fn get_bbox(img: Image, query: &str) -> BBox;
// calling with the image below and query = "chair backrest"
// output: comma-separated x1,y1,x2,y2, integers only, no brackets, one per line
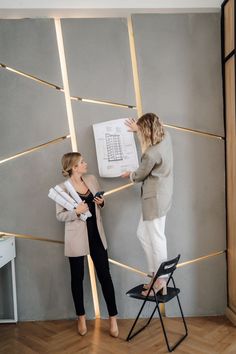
152,254,181,285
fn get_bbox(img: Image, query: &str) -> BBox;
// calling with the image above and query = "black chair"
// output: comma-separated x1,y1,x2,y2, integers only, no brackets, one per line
126,254,188,352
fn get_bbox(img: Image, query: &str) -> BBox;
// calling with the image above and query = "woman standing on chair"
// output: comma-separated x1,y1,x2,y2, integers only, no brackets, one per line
56,152,118,337
122,113,173,296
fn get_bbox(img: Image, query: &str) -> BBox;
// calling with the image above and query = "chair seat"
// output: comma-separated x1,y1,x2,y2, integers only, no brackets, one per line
126,284,180,303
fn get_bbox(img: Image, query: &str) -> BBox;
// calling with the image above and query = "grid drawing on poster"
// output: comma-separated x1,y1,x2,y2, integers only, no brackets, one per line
93,118,139,177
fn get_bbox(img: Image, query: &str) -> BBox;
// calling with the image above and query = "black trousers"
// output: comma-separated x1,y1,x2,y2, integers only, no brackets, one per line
69,239,118,317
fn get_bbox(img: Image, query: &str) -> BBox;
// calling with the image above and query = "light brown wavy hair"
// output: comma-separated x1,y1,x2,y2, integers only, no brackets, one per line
61,152,82,177
137,113,165,151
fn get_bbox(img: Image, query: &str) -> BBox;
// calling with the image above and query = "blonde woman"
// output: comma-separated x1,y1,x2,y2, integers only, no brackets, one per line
56,152,118,337
122,113,173,296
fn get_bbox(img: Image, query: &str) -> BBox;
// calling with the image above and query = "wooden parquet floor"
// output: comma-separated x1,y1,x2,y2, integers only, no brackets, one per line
0,316,236,354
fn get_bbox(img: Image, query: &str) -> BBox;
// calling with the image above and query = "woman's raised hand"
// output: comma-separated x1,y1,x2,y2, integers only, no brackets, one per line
125,118,138,132
75,201,89,215
121,171,131,178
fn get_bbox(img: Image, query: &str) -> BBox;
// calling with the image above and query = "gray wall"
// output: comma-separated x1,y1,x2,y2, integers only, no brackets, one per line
0,19,62,86
132,13,226,316
0,13,226,321
61,18,135,105
0,19,85,321
132,13,224,136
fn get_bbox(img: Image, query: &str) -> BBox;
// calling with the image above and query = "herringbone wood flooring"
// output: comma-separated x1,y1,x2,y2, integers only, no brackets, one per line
0,317,236,354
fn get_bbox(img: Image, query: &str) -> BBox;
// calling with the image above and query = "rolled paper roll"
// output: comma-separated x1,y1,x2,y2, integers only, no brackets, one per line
64,180,82,204
64,180,92,218
48,188,75,211
54,185,78,208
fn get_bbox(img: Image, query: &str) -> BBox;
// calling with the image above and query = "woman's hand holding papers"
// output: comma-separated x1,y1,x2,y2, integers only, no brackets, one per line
75,201,89,216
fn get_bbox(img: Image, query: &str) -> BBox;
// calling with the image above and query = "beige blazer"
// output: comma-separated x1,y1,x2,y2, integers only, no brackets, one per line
56,174,107,257
131,131,173,220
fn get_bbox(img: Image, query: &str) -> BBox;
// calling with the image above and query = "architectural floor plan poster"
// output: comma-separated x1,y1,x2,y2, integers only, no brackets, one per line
93,118,139,177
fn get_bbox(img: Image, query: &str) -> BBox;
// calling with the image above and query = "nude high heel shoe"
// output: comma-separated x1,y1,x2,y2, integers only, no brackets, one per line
141,278,167,297
77,315,87,336
143,272,155,290
109,316,119,338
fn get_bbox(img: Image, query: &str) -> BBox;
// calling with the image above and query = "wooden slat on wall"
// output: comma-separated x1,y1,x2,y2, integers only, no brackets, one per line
225,57,236,314
224,0,234,56
224,0,236,325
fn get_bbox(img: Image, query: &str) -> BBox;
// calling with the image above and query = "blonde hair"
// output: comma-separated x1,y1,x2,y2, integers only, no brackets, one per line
61,152,82,177
137,113,165,151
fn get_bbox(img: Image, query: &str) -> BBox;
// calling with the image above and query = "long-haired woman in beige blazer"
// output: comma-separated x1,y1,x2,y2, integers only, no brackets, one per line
56,152,118,337
122,113,173,296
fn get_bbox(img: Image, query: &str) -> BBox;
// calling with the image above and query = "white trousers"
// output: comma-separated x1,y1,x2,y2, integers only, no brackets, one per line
137,214,167,274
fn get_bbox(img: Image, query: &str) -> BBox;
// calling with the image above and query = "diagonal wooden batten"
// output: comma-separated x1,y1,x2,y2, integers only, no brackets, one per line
103,182,134,196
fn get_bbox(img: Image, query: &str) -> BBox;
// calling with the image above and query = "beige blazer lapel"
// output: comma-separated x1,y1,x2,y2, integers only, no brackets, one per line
67,175,96,196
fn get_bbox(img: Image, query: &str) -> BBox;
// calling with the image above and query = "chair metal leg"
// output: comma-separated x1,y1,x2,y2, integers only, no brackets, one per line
156,303,172,352
176,293,188,337
155,294,188,352
126,302,158,341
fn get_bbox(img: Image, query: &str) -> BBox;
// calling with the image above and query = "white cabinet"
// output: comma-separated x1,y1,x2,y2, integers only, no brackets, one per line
0,236,18,323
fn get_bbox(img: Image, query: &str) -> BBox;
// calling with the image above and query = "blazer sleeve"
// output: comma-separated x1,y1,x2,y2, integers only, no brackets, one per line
131,152,161,183
56,202,79,222
55,182,80,222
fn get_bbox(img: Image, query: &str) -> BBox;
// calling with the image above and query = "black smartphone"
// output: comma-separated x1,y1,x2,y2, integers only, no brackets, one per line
94,191,105,198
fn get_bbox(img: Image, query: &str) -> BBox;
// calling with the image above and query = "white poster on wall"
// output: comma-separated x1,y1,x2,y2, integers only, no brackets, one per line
93,118,139,178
